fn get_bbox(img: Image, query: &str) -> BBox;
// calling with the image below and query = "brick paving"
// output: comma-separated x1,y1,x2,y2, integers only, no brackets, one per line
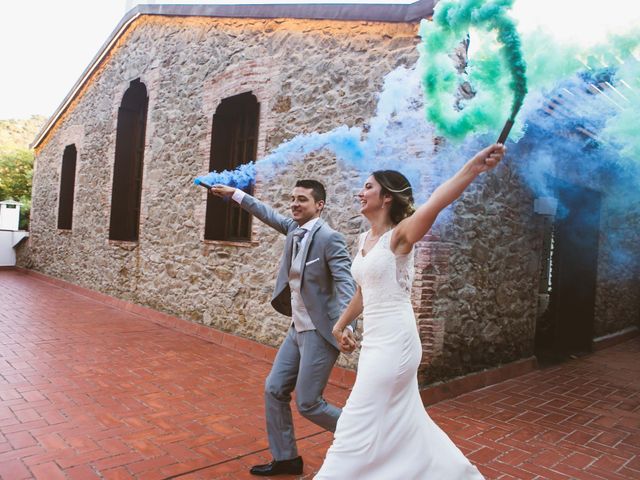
0,269,638,480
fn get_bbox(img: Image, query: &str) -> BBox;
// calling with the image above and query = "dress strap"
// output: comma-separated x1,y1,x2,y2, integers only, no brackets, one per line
357,231,368,252
380,228,395,249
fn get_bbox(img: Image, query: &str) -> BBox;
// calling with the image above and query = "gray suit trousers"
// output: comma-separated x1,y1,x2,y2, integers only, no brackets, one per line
265,326,341,460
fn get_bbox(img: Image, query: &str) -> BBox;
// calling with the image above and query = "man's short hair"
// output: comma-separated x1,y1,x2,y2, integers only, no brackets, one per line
295,179,326,203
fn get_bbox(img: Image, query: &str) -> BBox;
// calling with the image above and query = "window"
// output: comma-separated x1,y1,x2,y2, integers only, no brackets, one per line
205,92,259,241
109,78,148,242
57,144,77,230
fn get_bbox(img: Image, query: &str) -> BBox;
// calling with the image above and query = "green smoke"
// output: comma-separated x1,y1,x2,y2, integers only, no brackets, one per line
598,33,640,168
418,0,528,140
519,29,583,93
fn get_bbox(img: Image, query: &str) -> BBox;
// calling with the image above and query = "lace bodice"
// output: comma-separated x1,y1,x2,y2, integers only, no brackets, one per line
351,229,415,307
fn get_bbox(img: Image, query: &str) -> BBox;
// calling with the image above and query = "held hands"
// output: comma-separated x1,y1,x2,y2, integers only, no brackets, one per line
467,143,506,176
209,184,236,198
333,326,357,354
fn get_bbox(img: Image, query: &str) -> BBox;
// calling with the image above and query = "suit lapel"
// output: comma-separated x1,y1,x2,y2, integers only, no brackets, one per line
284,226,296,273
299,219,324,284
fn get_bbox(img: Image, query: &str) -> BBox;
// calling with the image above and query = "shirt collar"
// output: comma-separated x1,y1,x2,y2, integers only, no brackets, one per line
298,217,320,231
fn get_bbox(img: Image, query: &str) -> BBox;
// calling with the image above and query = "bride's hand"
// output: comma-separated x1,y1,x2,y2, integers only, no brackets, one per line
334,327,357,353
467,143,506,175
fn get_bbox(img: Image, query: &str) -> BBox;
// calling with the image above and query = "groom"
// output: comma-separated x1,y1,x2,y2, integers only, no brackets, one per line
210,180,356,476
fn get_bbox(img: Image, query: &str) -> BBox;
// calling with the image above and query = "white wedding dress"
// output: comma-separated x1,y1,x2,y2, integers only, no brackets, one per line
314,229,485,480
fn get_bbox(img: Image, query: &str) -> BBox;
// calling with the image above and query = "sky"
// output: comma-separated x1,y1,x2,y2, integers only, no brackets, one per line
0,0,638,120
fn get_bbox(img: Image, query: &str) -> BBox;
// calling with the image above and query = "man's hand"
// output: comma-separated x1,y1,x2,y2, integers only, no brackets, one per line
333,327,357,354
209,184,236,198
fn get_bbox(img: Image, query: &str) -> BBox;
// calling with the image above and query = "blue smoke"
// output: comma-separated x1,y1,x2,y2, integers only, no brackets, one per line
194,29,639,277
195,65,437,200
510,62,640,274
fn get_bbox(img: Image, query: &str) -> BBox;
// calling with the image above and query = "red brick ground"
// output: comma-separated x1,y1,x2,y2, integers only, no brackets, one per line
0,269,638,479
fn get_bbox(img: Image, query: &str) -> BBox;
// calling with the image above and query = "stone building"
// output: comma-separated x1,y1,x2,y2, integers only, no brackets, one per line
21,1,639,391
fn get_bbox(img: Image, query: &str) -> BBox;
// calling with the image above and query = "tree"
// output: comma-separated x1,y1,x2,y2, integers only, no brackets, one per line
0,148,34,229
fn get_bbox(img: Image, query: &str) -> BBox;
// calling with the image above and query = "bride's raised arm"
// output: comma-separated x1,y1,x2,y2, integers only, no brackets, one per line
391,144,506,255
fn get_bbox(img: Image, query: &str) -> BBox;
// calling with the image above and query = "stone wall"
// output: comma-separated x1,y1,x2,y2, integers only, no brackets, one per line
594,198,640,337
23,16,418,372
22,14,546,382
545,151,640,341
417,163,540,384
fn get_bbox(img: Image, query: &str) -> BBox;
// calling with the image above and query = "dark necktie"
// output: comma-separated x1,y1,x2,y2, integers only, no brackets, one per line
292,227,307,261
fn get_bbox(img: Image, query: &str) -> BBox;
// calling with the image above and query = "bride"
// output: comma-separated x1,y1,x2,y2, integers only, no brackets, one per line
314,143,506,479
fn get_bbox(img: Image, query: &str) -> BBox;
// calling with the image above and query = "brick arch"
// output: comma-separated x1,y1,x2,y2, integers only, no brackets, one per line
205,92,260,242
109,78,148,242
196,60,281,243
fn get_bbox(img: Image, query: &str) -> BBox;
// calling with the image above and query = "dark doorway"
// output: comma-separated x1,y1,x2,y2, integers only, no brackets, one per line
535,182,601,363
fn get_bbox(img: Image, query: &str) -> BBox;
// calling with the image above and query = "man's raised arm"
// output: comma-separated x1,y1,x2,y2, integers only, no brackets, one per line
210,185,293,235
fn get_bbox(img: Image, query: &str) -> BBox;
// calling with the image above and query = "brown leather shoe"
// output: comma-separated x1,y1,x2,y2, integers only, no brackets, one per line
250,456,303,476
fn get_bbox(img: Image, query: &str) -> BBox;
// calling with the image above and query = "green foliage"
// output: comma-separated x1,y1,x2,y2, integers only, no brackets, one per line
0,116,44,231
0,149,34,230
0,149,34,200
19,201,31,231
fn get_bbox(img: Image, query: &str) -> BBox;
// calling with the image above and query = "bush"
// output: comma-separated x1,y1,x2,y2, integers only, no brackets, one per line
0,148,34,230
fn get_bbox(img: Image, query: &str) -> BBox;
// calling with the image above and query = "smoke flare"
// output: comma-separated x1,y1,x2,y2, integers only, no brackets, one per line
418,0,527,140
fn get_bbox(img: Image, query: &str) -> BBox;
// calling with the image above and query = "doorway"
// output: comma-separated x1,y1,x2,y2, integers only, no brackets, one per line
535,182,602,363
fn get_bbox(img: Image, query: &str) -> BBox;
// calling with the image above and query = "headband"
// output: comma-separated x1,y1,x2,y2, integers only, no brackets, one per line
385,185,412,193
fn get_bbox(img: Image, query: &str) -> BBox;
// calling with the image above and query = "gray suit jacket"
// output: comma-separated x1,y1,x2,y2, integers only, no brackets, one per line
241,194,356,350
